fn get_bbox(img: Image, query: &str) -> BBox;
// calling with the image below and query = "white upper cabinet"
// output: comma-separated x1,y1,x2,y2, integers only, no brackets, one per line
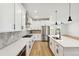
14,3,26,31
21,5,26,31
0,3,14,32
14,3,22,31
0,3,26,32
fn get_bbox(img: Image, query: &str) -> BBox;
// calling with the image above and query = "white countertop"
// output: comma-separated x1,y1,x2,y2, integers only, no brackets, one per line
0,35,33,56
0,38,27,56
48,35,79,47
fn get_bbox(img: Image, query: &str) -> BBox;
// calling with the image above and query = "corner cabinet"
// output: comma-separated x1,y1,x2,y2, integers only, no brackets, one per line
0,3,26,33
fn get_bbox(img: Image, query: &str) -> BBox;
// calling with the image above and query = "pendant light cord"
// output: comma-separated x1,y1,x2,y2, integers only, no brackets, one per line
69,3,71,16
55,10,57,22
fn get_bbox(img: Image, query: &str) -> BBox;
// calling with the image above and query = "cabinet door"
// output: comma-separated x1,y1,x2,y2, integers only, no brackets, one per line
15,3,21,31
26,43,29,56
49,38,55,55
0,3,14,32
21,7,26,31
49,38,52,50
51,39,55,54
54,42,63,56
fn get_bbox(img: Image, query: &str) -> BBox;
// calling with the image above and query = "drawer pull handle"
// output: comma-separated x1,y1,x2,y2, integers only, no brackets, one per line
56,49,59,54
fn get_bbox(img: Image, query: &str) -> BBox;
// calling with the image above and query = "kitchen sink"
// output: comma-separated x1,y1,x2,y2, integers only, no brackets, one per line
52,37,61,40
22,35,32,38
53,37,59,39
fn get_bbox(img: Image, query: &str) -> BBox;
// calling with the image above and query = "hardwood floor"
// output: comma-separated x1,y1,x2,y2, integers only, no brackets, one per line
30,41,54,56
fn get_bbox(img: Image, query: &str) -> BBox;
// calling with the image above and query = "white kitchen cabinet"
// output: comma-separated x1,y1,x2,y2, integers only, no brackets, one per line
0,3,26,32
49,38,55,54
49,37,65,56
15,3,22,31
21,6,26,31
49,37,52,50
33,34,41,41
26,36,35,56
49,35,79,56
51,38,55,54
15,3,26,31
0,3,14,32
49,37,64,56
54,42,63,56
27,40,32,56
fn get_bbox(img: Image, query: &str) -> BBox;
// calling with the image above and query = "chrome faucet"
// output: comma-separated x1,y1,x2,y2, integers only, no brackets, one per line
55,28,61,39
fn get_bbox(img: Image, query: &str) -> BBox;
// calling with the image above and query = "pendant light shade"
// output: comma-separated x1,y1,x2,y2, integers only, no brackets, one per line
68,16,72,21
68,3,72,21
55,10,58,25
55,22,58,25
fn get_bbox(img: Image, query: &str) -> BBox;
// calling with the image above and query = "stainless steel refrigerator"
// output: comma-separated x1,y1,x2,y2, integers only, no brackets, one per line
41,26,50,41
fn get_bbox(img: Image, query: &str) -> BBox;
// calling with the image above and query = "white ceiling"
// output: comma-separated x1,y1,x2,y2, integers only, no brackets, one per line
22,3,68,18
22,3,79,22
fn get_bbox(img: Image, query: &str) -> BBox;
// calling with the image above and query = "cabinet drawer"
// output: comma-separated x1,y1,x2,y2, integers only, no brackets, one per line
54,42,63,56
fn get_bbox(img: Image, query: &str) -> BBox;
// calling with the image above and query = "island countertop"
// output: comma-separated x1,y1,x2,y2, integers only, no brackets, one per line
48,35,79,47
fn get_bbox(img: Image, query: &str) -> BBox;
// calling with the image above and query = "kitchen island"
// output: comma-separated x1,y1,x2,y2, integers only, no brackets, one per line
48,35,79,56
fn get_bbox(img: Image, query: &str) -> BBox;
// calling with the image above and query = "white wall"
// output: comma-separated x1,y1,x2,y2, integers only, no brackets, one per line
23,3,79,37
22,3,68,21
29,19,50,30
67,3,79,37
61,24,68,35
68,20,79,37
49,3,79,36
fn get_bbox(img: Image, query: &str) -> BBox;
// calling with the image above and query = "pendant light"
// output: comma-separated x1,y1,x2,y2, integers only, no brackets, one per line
55,10,58,25
68,3,72,21
55,21,58,25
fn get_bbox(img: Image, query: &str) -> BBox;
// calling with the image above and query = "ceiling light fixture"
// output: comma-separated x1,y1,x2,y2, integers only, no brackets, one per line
55,10,58,25
68,3,72,21
55,21,58,25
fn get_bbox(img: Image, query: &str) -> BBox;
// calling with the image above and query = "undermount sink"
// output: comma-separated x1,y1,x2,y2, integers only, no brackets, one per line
52,37,61,40
52,37,59,39
22,35,32,38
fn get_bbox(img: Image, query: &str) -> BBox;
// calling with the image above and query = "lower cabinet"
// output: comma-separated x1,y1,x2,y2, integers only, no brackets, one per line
26,39,34,56
18,45,26,56
33,34,41,41
49,38,79,56
49,38,55,55
18,38,34,56
54,42,63,56
49,37,52,49
49,38,63,56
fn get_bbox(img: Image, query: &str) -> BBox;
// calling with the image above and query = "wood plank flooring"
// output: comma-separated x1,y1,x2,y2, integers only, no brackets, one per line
30,41,54,56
